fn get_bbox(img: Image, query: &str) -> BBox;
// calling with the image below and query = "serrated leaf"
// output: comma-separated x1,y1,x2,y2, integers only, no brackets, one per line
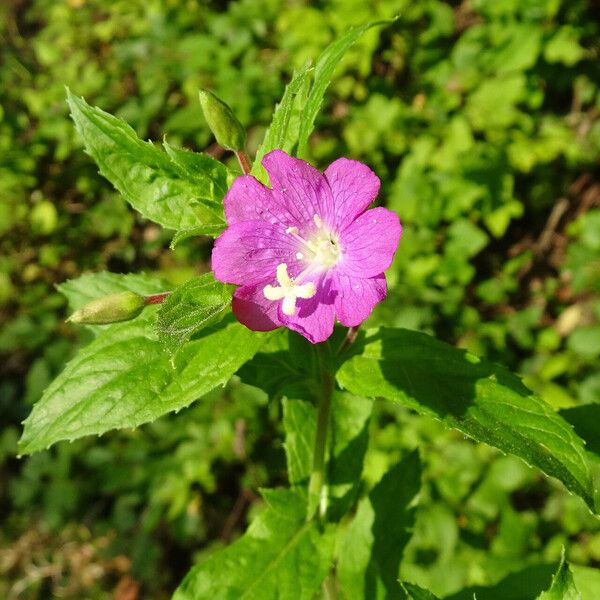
170,225,225,248
18,315,266,455
156,273,233,356
538,551,582,600
252,64,311,184
297,21,389,156
337,452,422,600
173,488,334,600
337,328,596,512
67,90,225,231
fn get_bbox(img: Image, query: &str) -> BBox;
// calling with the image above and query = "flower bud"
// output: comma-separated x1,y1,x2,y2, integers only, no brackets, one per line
67,291,145,325
199,89,246,151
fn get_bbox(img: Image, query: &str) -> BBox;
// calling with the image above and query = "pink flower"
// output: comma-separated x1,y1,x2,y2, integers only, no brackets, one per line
211,150,402,343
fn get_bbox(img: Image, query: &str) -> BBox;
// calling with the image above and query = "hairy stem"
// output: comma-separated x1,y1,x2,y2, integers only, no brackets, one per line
307,347,334,521
235,150,252,175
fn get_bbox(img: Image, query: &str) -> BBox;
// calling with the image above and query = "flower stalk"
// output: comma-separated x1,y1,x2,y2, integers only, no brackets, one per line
307,345,335,522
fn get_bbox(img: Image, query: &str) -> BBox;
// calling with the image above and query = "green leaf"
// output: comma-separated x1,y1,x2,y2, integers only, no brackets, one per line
162,139,230,199
401,582,441,600
571,565,600,600
169,225,226,248
156,274,233,356
18,315,266,455
58,271,169,334
173,488,334,600
328,392,372,519
337,451,422,599
445,564,555,600
283,397,315,486
537,552,582,600
336,328,596,512
560,404,600,458
67,90,226,231
297,21,389,156
252,65,311,183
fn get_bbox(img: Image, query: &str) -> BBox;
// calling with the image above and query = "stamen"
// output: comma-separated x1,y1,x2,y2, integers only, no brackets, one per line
313,214,323,228
286,226,298,235
296,252,304,260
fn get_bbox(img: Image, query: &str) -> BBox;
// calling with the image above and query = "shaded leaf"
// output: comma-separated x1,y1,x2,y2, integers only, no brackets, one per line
173,488,334,600
401,582,441,600
337,451,422,599
337,328,596,512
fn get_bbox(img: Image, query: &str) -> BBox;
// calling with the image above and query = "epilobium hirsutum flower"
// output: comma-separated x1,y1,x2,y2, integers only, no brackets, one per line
211,150,402,343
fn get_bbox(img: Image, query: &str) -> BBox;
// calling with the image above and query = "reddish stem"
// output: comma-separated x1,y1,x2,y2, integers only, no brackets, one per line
235,150,252,175
144,292,172,305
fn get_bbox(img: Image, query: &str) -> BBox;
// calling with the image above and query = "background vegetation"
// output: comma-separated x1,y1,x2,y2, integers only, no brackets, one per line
1,0,599,598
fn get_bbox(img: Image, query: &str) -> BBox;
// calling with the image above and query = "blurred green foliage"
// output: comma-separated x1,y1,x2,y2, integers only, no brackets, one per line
1,0,599,598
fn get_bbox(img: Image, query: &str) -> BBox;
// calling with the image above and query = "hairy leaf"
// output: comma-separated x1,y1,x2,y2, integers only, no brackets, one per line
156,274,233,356
19,315,265,454
337,452,422,600
337,328,596,512
67,91,225,231
173,489,334,600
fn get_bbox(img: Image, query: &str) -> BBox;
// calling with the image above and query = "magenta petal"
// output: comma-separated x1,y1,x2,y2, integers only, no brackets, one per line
224,175,300,227
338,207,402,279
262,150,335,227
333,273,386,327
325,158,381,229
279,276,336,344
232,284,282,332
212,220,297,286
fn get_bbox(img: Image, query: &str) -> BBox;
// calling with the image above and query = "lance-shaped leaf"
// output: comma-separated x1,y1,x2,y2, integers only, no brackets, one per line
67,90,226,231
19,311,265,454
156,273,233,356
173,489,334,600
337,328,596,512
252,65,311,183
297,21,389,156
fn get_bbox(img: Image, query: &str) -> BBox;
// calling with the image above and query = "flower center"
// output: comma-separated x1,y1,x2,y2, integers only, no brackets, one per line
285,214,342,270
262,215,341,316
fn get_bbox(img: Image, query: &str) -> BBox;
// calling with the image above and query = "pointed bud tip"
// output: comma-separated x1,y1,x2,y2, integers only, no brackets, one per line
198,89,246,151
67,291,145,325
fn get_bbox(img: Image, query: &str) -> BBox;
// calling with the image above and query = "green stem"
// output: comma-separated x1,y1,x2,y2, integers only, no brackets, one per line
307,348,334,521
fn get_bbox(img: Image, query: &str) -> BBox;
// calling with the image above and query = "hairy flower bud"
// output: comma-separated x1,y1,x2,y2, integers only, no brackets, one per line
67,291,145,325
199,89,246,151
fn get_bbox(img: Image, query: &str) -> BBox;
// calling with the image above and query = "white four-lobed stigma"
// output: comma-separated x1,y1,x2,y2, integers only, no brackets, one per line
263,263,316,316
